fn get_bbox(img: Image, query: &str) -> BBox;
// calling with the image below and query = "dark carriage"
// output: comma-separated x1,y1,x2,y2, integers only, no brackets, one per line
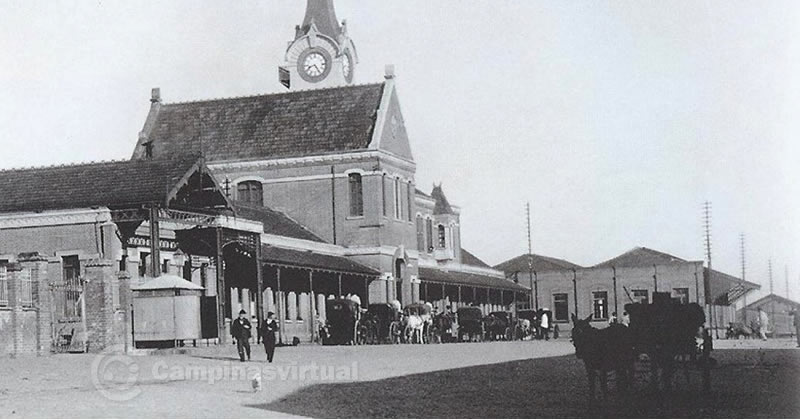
362,303,402,344
516,309,538,339
322,298,361,345
485,311,513,341
457,307,485,342
625,292,713,391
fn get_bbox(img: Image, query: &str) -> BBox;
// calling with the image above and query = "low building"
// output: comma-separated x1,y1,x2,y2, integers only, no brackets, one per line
738,294,799,337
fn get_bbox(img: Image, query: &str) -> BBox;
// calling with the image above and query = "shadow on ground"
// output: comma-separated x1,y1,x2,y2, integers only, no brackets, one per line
247,349,800,418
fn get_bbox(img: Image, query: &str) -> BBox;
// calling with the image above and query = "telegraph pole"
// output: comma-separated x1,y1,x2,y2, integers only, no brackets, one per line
703,201,717,338
526,202,537,310
740,233,747,323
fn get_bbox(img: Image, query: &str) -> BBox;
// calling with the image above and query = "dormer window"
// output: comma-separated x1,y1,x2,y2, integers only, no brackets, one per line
237,181,263,205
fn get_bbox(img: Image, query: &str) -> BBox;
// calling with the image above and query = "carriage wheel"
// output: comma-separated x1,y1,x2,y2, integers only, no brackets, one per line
504,327,513,341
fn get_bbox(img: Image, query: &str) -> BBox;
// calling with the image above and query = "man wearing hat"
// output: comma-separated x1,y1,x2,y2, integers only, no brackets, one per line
261,311,278,363
231,309,252,362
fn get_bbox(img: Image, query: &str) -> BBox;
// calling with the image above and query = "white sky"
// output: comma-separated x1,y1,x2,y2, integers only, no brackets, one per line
1,1,798,302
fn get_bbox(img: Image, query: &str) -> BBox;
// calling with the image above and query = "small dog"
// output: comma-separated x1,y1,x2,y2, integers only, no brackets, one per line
251,373,262,392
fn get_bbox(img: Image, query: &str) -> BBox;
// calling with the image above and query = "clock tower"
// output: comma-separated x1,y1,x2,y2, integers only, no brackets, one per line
279,0,358,90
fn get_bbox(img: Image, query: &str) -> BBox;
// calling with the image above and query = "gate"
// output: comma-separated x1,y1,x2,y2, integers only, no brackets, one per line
50,277,87,353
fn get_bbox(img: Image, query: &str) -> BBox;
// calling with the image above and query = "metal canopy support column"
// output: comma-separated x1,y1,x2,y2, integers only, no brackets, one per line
653,265,658,292
424,282,429,302
533,271,539,311
310,270,316,343
215,227,225,344
255,240,264,340
612,266,618,319
572,269,578,318
337,273,343,297
441,283,446,302
276,267,284,345
149,206,161,278
363,277,369,306
457,285,462,305
472,287,476,303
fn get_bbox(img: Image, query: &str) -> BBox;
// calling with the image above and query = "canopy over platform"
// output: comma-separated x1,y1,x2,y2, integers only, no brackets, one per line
418,267,529,292
261,245,379,277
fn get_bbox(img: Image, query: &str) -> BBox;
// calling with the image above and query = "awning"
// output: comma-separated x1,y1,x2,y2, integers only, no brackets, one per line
418,267,530,292
132,274,205,291
260,245,379,277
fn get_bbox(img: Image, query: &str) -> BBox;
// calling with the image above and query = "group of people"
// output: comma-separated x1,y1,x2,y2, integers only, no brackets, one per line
230,309,279,362
608,311,631,326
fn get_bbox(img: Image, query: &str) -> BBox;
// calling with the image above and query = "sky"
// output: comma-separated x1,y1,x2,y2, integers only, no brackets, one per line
1,1,798,303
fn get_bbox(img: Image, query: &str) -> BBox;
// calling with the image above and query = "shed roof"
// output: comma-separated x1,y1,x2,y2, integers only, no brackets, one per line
494,253,583,273
460,249,491,268
260,245,379,276
418,267,529,292
593,247,691,268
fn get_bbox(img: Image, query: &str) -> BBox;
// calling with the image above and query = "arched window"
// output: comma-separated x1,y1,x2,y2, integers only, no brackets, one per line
237,181,263,205
348,173,363,216
416,216,425,251
438,224,446,248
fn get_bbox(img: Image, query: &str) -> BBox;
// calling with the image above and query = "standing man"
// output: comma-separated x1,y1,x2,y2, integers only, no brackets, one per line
791,306,800,348
540,309,550,341
231,309,252,362
261,311,278,363
758,307,769,341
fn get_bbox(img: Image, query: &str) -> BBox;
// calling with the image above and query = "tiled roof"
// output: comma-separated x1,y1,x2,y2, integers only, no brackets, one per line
0,155,202,213
592,247,689,268
232,202,326,243
418,267,529,292
494,253,583,273
260,245,379,276
460,249,491,268
137,83,385,162
430,184,453,215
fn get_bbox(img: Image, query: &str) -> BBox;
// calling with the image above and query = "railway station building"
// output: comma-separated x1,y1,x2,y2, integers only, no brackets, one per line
495,247,760,336
0,0,526,355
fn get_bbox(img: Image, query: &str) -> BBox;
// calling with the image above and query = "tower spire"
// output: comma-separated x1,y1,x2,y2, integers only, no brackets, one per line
299,0,342,41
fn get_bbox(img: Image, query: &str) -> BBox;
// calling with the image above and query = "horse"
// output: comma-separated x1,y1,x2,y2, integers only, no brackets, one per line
403,314,425,344
571,314,636,401
433,312,455,343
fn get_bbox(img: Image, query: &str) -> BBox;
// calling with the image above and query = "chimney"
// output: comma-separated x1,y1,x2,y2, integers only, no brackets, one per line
384,64,395,80
151,87,161,104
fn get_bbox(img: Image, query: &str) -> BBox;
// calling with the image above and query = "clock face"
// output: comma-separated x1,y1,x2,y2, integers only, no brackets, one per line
342,52,353,83
297,48,332,83
303,52,327,77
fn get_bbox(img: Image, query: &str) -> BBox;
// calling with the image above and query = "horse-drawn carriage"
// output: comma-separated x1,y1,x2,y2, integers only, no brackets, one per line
403,303,434,344
361,303,403,344
457,307,484,342
485,311,513,341
515,309,537,340
321,298,361,345
570,291,713,400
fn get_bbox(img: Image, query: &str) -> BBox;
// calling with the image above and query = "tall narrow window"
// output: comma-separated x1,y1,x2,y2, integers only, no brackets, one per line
348,173,363,217
416,216,425,251
407,182,413,221
437,224,446,248
425,219,434,252
394,178,401,219
237,181,263,205
592,291,608,320
139,252,149,278
553,293,569,322
381,174,388,217
62,255,81,318
0,265,7,306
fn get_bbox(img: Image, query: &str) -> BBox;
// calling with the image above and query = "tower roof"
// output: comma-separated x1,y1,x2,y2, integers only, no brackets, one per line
431,184,454,215
298,0,342,40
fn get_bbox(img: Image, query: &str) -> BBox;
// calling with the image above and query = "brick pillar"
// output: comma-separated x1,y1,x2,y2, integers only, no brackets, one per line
6,263,23,357
83,259,115,353
117,271,132,353
19,254,51,356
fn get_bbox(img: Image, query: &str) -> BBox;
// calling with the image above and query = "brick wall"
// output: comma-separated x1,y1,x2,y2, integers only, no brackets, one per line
0,258,49,357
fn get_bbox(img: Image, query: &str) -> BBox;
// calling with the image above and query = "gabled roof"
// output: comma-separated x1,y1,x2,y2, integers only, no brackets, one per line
418,267,529,292
231,202,326,243
0,155,208,213
494,253,583,273
742,293,800,310
593,247,690,268
430,184,453,215
460,249,491,268
415,188,432,199
133,83,385,163
261,245,378,277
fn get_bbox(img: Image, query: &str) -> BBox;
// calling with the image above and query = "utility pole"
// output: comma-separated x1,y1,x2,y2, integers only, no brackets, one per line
526,202,537,310
785,265,790,298
740,233,747,323
769,259,775,336
703,201,717,338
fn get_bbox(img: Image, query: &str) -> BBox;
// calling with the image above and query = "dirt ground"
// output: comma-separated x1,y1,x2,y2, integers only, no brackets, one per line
0,338,797,418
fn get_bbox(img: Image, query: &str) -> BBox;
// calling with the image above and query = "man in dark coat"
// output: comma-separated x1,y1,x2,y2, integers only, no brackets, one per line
261,311,278,363
231,309,252,362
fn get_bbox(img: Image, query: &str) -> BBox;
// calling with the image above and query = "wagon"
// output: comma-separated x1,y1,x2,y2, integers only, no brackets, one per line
485,311,513,341
624,292,713,391
363,303,402,344
322,298,361,345
403,303,434,344
457,307,484,342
